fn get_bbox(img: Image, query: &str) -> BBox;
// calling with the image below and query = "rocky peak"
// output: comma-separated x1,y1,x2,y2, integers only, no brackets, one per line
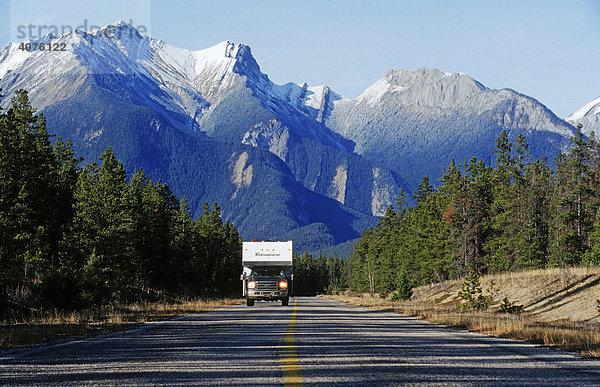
355,68,487,108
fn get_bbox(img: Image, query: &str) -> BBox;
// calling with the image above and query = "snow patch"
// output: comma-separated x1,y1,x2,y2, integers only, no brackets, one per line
191,41,239,76
356,77,406,105
270,82,332,110
0,43,33,79
84,128,103,142
568,96,600,122
305,85,328,110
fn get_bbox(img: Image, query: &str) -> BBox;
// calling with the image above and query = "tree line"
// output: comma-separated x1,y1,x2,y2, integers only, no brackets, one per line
292,251,347,295
348,127,600,298
0,90,241,310
7,86,598,307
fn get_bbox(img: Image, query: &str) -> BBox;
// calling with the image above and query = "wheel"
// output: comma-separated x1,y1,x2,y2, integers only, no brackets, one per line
247,299,254,307
282,297,289,306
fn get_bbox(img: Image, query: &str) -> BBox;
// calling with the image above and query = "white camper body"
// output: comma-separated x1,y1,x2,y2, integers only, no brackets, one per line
241,241,293,306
242,241,293,267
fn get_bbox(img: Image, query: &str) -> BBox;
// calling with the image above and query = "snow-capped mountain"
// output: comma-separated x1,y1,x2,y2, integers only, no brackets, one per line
0,22,346,147
0,22,406,217
567,96,600,135
0,22,580,251
326,68,575,185
0,22,399,251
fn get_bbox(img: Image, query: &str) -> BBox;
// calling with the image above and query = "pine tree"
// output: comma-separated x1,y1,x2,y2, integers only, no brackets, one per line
0,87,246,306
71,148,135,304
515,159,551,268
174,196,195,294
584,209,600,265
50,138,82,267
441,158,493,275
486,130,515,272
413,175,435,203
0,90,60,289
550,126,595,266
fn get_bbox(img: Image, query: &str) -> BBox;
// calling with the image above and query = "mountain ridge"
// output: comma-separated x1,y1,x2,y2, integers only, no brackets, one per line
0,22,387,252
325,67,575,186
0,22,586,251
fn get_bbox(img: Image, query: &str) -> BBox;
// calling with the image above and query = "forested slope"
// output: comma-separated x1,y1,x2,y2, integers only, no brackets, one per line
0,90,241,310
348,127,600,297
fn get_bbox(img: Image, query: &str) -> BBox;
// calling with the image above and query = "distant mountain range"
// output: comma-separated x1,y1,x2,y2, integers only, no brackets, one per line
0,21,590,253
326,68,575,184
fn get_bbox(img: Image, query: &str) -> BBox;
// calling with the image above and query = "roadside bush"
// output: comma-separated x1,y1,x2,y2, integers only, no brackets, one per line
5,283,36,307
498,297,523,314
40,268,84,309
391,270,414,301
457,270,495,311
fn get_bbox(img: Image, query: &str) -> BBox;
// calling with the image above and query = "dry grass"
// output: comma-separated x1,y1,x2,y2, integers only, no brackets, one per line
411,267,600,323
326,272,600,358
0,298,243,349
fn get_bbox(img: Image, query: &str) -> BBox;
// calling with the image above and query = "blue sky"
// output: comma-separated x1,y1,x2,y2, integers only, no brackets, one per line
1,0,599,118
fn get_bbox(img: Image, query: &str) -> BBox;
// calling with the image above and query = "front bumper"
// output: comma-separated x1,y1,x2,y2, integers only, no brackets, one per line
247,289,288,300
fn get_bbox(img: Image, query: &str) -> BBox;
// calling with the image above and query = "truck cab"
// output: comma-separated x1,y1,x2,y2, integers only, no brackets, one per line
241,241,292,306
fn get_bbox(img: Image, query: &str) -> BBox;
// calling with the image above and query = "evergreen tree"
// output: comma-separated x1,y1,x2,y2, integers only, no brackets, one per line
70,148,134,304
410,189,453,283
0,90,60,289
413,175,435,203
441,158,493,274
549,126,595,266
173,196,196,294
293,251,329,295
51,138,82,266
486,130,516,272
516,159,552,268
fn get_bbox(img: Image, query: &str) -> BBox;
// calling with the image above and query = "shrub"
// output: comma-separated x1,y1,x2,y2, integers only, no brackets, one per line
40,268,84,309
498,296,523,314
457,270,494,311
391,270,414,301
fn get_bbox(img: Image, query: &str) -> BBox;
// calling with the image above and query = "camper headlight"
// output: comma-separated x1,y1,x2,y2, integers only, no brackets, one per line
278,281,288,289
247,280,257,289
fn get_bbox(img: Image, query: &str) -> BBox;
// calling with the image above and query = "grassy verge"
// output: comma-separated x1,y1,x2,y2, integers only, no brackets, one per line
325,293,600,358
0,298,242,350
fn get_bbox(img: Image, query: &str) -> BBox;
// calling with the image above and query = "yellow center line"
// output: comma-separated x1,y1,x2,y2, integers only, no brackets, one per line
281,298,303,386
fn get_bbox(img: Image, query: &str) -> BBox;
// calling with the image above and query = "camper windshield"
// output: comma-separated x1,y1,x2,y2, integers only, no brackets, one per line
250,268,285,278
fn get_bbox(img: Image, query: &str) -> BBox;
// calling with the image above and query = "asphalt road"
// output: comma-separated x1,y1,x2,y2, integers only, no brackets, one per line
1,297,600,386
